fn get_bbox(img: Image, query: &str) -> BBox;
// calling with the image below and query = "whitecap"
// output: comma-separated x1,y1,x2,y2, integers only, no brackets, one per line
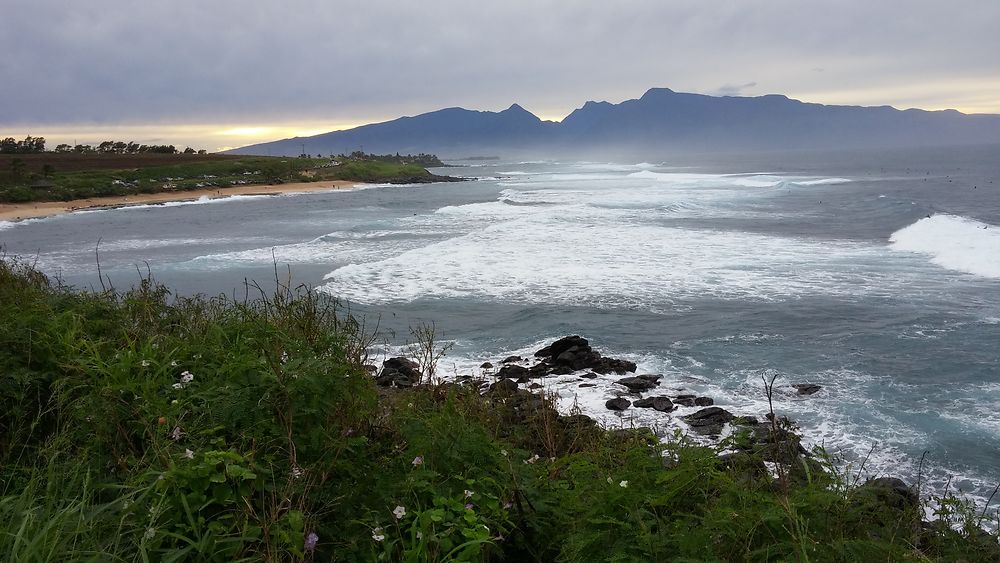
889,214,1000,278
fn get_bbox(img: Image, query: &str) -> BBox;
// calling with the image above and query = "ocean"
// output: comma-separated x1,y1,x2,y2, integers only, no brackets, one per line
2,144,999,513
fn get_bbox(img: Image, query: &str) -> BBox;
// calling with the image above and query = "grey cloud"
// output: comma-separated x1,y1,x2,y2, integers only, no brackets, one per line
713,82,758,96
2,0,998,128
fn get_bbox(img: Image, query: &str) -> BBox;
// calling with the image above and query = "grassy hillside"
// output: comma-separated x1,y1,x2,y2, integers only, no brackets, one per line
0,258,997,561
0,155,453,204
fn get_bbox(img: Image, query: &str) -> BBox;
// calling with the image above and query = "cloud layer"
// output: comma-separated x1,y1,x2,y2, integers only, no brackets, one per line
3,1,998,138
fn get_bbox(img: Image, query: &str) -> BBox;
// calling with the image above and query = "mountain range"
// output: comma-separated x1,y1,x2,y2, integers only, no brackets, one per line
227,88,1000,158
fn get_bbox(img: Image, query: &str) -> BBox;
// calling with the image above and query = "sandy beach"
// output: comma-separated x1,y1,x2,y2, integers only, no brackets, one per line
0,180,361,222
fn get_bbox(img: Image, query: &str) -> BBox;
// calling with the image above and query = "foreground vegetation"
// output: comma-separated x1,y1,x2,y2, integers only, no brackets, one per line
1,258,997,561
0,154,455,204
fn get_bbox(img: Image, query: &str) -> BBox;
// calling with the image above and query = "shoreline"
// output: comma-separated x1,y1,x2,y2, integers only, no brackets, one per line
0,180,362,222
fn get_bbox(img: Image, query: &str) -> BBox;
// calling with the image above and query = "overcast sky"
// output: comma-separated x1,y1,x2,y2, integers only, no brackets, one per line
3,0,998,150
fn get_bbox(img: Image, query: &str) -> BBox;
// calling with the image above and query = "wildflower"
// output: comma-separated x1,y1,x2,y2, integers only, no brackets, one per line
524,454,540,464
503,501,513,509
169,426,182,441
180,371,194,384
464,489,474,499
171,383,183,390
304,532,319,552
141,360,150,367
607,477,613,484
290,466,304,479
407,402,414,408
170,360,179,367
393,505,406,519
372,527,385,542
170,399,178,405
280,351,289,364
183,449,194,459
411,455,423,467
619,480,628,488
143,527,156,540
416,531,423,540
465,503,474,510
500,449,508,457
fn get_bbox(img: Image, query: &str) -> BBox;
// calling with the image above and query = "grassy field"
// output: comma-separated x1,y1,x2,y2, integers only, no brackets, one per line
0,154,449,204
0,257,997,562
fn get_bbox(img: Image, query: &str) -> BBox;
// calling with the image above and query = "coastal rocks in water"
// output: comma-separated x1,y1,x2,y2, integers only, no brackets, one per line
683,407,734,435
579,372,598,379
488,378,519,396
528,382,543,390
501,355,523,364
497,364,530,380
376,357,421,387
579,383,596,388
792,383,823,395
534,335,637,375
633,396,674,412
617,374,661,392
605,397,631,411
480,362,493,369
695,397,714,406
673,394,697,407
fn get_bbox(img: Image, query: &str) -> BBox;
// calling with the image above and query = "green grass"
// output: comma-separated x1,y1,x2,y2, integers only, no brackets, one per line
0,156,440,203
0,257,997,561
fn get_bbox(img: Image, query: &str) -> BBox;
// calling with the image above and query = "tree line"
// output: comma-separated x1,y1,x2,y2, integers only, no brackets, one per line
1,135,207,155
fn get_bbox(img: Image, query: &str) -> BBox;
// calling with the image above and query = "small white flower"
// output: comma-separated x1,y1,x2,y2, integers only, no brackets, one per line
280,351,289,364
170,360,179,367
180,371,194,384
141,360,150,367
169,426,182,441
619,480,628,488
416,531,423,540
607,477,613,484
171,383,183,390
290,466,304,479
524,454,540,464
143,527,155,540
407,402,414,408
183,449,194,459
500,449,508,457
411,455,423,467
464,489,474,499
171,399,179,405
372,527,385,542
393,505,406,519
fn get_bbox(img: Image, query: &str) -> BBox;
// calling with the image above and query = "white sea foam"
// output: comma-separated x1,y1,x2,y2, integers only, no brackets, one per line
889,214,1000,278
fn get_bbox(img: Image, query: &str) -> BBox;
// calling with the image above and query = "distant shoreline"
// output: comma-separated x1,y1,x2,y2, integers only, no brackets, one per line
0,180,361,222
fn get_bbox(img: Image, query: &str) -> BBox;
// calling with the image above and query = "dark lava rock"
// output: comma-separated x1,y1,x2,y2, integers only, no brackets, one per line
488,378,519,396
376,357,421,387
363,364,378,373
533,335,637,375
618,375,661,392
501,355,523,364
579,372,598,379
535,335,589,358
605,397,631,411
694,396,714,406
673,394,697,407
792,383,822,395
579,383,597,388
528,383,543,390
633,396,674,412
683,407,734,435
496,364,529,380
480,361,494,369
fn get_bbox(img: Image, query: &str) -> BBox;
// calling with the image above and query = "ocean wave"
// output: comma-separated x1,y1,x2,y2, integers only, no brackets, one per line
889,214,1000,278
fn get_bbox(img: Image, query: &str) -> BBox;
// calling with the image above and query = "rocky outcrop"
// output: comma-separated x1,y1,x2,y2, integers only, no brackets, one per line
534,335,637,375
606,397,631,411
617,374,661,392
376,357,422,387
792,383,822,395
683,407,735,435
633,396,674,412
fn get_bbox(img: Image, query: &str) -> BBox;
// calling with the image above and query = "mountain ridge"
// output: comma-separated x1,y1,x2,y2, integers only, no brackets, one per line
226,88,1000,158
